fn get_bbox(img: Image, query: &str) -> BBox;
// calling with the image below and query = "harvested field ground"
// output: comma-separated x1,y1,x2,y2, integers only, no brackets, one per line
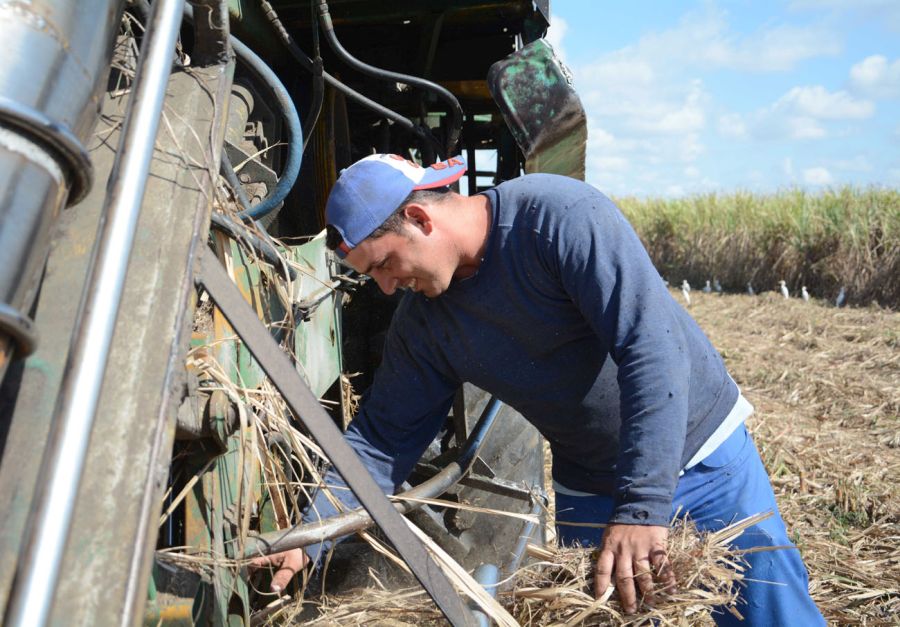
685,290,899,624
279,291,898,625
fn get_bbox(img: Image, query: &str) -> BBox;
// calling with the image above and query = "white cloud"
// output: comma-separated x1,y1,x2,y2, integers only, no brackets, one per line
790,0,900,33
787,117,826,139
803,167,834,185
569,3,890,196
592,156,630,172
620,6,841,73
738,85,873,140
777,86,874,119
545,15,568,64
849,55,900,98
587,123,616,149
718,113,747,138
678,134,704,162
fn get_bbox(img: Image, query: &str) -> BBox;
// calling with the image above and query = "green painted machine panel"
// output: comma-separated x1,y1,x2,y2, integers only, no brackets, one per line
290,232,342,399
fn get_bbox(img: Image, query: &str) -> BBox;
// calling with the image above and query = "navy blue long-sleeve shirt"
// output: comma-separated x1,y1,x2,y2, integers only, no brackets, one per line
305,174,737,548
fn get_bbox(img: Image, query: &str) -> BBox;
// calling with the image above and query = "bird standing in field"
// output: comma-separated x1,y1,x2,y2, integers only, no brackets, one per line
703,280,712,293
681,280,692,306
747,282,755,296
713,278,723,294
779,280,790,299
801,286,810,302
835,286,846,308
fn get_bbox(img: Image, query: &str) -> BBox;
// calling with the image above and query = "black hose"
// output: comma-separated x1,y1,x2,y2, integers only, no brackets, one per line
315,0,463,156
209,212,296,281
254,1,435,154
260,0,324,154
219,151,253,212
217,152,296,280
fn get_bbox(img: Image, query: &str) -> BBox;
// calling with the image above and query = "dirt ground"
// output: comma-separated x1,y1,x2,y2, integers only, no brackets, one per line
680,289,899,624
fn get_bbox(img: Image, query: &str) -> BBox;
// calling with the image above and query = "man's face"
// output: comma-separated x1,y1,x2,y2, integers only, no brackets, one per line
344,223,454,298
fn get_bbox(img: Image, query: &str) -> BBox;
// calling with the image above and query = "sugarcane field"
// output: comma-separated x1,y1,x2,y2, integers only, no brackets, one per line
0,2,898,626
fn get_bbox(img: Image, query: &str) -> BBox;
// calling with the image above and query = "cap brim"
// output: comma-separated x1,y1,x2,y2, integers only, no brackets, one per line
412,157,467,190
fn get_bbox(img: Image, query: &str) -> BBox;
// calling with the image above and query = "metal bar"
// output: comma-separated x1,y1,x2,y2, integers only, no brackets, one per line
3,2,185,625
414,467,535,502
471,564,500,627
502,494,547,578
193,248,474,627
244,394,503,553
452,387,469,447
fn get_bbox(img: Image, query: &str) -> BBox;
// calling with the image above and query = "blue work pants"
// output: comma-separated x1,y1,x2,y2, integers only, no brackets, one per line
555,425,825,626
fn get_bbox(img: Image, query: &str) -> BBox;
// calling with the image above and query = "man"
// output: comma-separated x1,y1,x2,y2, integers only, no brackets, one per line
290,153,823,625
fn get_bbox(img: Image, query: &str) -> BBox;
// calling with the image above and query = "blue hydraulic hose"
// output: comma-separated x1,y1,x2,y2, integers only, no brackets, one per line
229,36,303,221
181,4,303,222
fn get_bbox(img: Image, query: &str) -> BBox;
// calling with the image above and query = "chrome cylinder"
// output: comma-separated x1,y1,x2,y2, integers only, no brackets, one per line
3,0,185,624
0,0,125,201
0,0,124,368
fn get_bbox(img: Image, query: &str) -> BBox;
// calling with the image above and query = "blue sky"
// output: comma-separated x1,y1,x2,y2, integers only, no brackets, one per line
543,0,900,197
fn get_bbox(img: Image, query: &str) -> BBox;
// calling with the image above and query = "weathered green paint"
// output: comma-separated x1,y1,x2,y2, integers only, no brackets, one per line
290,233,343,398
488,38,587,180
184,231,342,622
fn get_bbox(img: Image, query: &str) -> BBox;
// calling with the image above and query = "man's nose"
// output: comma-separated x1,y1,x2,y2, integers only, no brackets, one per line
372,271,397,295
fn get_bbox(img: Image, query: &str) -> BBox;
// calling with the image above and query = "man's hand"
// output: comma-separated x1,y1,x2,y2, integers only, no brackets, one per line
593,523,674,613
248,548,309,593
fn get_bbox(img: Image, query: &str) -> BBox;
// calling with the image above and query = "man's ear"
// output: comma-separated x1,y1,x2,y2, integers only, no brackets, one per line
402,203,434,235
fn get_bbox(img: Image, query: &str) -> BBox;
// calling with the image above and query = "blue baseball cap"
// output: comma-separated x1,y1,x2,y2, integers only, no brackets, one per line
326,153,467,258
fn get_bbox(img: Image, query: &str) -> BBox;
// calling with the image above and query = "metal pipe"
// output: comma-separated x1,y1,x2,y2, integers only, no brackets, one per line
458,396,501,470
502,493,547,579
0,0,125,379
315,0,464,156
3,1,185,625
0,0,125,203
243,395,504,557
471,563,500,627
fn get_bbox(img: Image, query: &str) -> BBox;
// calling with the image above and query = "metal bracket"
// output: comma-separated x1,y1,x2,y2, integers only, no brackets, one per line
193,247,474,626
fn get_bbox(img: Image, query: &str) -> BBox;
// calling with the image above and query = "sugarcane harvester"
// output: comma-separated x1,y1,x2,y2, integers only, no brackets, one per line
0,1,586,624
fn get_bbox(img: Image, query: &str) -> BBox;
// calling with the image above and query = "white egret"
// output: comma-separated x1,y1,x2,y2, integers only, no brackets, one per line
835,287,846,308
681,280,692,306
801,286,810,302
779,280,789,299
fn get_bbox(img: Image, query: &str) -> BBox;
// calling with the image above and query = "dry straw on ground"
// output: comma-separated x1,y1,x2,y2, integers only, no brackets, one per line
275,513,770,626
509,513,770,626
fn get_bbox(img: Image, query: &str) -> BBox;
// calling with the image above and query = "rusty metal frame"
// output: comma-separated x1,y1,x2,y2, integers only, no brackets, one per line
193,246,475,627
